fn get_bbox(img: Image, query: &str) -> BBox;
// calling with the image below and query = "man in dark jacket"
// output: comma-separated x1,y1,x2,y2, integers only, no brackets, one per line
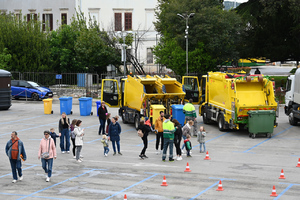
5,131,27,183
98,101,108,135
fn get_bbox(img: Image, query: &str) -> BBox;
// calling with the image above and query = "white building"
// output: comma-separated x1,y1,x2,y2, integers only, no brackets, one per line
0,0,159,72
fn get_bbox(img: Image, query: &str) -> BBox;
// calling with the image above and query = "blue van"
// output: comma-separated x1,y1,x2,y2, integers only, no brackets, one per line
11,80,53,101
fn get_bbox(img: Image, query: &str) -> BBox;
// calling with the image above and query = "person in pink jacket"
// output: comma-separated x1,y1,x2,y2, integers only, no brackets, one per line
38,130,57,182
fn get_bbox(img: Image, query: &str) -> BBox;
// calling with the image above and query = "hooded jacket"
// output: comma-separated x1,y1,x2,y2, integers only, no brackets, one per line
163,119,175,139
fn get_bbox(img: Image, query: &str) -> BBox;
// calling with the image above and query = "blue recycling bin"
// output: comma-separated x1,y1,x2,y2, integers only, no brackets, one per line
59,96,73,115
171,104,185,126
96,101,101,116
79,97,93,116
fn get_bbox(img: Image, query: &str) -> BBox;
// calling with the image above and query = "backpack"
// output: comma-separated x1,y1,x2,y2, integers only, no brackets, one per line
70,130,76,139
137,129,144,137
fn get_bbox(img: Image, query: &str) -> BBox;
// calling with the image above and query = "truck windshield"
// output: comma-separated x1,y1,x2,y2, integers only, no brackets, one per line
286,79,291,92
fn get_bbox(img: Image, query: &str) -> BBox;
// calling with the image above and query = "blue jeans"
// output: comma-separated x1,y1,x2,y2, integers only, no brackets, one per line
9,159,22,180
60,128,70,152
99,118,106,134
111,140,120,153
200,143,206,152
104,147,109,155
162,138,174,160
41,158,53,178
181,135,187,150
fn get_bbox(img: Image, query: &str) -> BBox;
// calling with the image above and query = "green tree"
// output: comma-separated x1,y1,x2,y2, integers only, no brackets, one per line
0,14,51,72
0,48,12,70
154,0,242,75
236,0,300,64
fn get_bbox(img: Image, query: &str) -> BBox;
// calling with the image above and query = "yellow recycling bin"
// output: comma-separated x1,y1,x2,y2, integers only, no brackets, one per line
43,98,53,114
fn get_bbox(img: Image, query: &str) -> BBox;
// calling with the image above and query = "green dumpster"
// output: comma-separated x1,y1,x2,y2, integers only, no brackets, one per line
248,110,276,138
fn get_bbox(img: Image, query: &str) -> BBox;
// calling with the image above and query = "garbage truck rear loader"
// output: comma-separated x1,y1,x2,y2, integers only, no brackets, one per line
199,72,278,138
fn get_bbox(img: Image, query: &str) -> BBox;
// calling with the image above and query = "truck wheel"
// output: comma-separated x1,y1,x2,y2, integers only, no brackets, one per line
289,109,299,126
134,114,140,129
217,114,225,131
202,108,211,124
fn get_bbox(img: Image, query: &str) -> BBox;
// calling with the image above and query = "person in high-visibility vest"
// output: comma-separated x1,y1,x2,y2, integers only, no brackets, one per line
183,99,197,136
162,114,176,162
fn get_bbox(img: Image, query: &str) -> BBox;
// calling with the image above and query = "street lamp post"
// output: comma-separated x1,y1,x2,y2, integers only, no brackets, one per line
118,31,132,77
177,13,195,75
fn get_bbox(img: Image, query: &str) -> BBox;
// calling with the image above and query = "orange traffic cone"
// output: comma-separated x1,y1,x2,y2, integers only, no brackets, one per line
184,162,191,172
296,158,300,167
124,194,127,200
204,151,211,160
161,176,168,186
279,169,286,179
216,180,224,191
270,185,278,197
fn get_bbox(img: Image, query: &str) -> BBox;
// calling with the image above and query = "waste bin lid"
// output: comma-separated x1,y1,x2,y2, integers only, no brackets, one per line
59,96,73,100
43,99,53,102
171,104,184,109
78,97,92,101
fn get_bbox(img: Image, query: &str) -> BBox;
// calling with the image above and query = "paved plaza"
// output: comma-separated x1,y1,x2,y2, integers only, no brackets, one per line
0,99,299,199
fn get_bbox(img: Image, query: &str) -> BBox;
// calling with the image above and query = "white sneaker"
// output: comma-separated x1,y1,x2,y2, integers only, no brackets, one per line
156,150,159,155
77,159,82,163
80,155,84,158
19,176,23,181
12,180,17,183
73,156,76,159
105,153,108,157
181,149,184,154
62,151,65,154
177,156,182,161
46,177,50,182
66,151,70,154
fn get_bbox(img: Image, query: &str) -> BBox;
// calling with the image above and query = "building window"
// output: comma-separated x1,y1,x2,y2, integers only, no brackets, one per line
147,48,153,64
27,13,37,22
42,14,53,31
115,13,122,31
61,13,67,25
124,13,132,31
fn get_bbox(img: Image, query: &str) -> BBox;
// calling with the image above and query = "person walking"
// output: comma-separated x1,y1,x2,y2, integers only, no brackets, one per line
98,101,108,135
58,112,70,154
108,117,122,155
137,119,151,159
162,114,176,162
49,128,61,147
38,130,57,182
70,119,78,159
5,131,27,183
172,119,183,161
154,111,165,155
101,135,110,157
183,99,197,136
74,120,85,162
197,126,207,153
181,120,194,153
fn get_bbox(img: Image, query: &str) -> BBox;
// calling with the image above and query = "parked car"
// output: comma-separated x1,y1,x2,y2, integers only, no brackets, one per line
11,80,53,101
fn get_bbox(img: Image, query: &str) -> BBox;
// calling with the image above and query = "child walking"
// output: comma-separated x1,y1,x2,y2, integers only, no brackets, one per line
49,128,61,147
197,126,206,153
184,134,192,157
101,135,109,156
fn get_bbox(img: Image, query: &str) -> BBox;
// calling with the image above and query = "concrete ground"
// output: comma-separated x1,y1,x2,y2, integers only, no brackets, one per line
0,99,299,200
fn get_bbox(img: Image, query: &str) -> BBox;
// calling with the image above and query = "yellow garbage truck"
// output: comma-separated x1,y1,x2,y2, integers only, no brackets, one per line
101,75,185,128
192,71,278,138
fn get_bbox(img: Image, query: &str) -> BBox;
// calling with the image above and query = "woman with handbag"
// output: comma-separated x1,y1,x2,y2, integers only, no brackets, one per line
38,130,57,182
74,120,85,163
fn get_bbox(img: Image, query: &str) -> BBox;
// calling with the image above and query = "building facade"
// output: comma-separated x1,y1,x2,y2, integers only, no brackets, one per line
0,0,159,72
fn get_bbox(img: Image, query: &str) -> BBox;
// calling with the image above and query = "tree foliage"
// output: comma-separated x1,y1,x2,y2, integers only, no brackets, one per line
154,0,242,75
236,0,300,63
0,14,51,72
0,48,12,70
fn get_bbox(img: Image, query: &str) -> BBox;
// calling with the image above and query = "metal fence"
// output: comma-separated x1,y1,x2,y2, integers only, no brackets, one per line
11,72,100,98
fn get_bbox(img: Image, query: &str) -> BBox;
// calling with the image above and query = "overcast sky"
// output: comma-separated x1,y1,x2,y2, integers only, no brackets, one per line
235,0,248,3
